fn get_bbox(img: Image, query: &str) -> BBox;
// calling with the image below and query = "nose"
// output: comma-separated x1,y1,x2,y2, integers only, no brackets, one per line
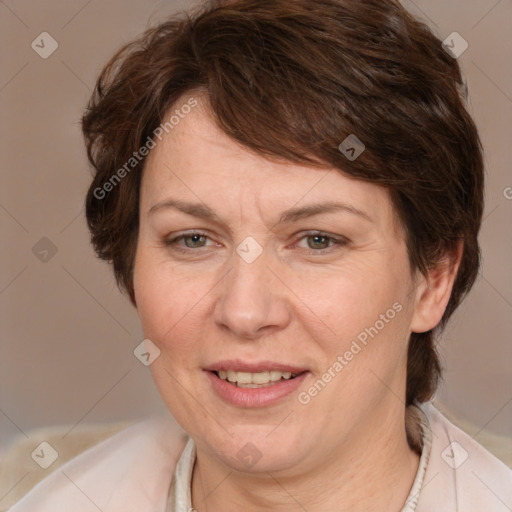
213,249,291,339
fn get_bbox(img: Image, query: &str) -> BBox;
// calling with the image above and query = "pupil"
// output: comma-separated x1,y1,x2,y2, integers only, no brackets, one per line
310,235,328,249
186,234,204,248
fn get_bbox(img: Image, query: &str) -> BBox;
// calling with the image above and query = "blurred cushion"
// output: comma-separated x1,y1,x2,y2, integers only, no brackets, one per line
0,422,130,512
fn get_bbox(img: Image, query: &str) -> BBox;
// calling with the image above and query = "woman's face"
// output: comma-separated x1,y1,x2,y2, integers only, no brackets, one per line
134,97,426,473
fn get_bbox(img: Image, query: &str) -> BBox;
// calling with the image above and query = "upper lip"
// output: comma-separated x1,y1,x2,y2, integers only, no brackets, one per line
204,359,308,374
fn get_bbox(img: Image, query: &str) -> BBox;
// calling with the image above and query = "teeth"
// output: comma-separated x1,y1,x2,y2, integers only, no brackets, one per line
216,370,298,386
252,371,270,384
269,370,283,382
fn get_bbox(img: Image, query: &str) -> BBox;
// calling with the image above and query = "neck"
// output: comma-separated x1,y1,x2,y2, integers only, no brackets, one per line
191,405,421,512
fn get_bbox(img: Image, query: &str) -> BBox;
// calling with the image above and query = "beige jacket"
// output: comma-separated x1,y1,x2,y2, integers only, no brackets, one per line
7,403,512,511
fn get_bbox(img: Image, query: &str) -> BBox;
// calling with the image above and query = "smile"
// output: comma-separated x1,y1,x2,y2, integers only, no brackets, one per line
215,370,299,388
204,361,309,407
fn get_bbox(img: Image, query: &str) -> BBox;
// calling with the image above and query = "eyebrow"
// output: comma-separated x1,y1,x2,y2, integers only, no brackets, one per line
278,201,373,224
148,199,223,223
148,199,373,224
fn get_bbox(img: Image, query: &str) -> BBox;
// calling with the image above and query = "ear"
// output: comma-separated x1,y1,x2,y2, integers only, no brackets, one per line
410,240,463,333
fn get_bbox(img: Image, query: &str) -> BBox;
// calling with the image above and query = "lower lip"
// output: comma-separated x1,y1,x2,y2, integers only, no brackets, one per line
205,371,309,408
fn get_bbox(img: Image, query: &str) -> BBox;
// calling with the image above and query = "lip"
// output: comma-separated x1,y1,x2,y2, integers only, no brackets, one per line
204,368,309,408
204,359,308,374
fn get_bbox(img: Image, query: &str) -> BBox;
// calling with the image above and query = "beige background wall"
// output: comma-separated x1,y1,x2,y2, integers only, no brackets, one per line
1,0,511,468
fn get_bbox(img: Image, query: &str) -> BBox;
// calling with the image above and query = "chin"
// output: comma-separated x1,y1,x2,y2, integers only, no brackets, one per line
201,424,310,473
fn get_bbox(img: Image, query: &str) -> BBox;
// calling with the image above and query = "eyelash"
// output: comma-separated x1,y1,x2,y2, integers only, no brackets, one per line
163,230,348,255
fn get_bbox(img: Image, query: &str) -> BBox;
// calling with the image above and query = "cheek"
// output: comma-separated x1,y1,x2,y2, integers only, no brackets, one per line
285,257,408,344
133,250,205,348
286,261,413,405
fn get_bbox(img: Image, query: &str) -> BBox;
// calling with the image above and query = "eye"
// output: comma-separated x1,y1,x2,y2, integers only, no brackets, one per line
163,231,216,252
295,231,347,252
181,233,208,248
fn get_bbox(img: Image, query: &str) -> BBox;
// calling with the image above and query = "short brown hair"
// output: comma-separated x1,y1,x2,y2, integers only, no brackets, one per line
82,0,484,405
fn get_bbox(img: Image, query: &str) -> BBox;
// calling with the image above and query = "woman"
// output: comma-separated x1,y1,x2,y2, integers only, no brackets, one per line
9,0,511,510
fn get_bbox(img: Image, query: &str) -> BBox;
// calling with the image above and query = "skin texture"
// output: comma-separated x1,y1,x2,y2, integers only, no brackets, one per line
133,96,461,512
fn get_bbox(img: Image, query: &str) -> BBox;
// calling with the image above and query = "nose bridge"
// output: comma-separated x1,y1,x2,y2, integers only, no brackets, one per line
214,245,291,338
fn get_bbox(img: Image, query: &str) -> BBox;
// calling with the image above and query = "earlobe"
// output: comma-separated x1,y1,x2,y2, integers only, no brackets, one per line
410,241,463,333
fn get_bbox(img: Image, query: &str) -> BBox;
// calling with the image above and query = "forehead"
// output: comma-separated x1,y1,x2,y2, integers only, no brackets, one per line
140,96,397,231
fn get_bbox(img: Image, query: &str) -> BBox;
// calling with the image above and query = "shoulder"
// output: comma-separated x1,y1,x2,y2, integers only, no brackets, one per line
416,402,512,512
7,414,188,512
